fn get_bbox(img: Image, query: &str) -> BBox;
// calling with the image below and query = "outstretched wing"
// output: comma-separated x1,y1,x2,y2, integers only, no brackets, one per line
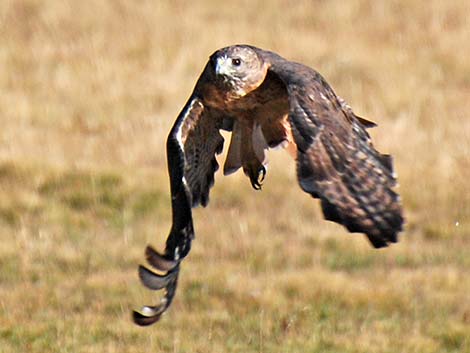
266,57,403,248
133,96,224,325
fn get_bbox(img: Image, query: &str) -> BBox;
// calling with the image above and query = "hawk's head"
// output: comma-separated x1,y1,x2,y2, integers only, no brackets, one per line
210,45,267,97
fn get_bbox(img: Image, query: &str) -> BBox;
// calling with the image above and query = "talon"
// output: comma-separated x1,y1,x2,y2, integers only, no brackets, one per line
250,178,261,190
258,166,266,183
250,166,266,190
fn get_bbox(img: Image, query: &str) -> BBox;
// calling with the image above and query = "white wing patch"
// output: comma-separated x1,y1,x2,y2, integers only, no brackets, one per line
174,98,204,202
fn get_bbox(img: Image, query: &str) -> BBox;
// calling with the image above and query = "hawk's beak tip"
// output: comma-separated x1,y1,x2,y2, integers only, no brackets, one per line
215,64,224,77
214,57,229,77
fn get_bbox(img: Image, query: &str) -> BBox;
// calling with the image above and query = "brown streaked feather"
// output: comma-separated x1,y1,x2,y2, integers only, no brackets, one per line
337,96,377,129
182,104,225,208
264,53,403,247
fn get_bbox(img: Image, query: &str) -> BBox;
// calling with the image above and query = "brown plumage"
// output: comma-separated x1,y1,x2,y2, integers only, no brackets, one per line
133,45,404,326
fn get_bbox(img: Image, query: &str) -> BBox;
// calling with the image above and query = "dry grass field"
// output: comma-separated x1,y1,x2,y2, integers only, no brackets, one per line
0,0,469,352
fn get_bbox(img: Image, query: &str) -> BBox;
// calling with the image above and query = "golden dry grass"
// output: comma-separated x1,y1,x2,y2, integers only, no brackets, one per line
0,0,469,352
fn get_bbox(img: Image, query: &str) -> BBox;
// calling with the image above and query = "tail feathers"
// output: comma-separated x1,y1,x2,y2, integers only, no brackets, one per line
252,123,269,166
223,121,242,175
224,121,269,189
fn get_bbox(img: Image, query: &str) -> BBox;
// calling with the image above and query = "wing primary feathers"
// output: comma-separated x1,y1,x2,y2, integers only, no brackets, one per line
138,265,178,290
133,308,163,326
133,96,223,325
133,264,179,326
320,199,343,224
145,245,178,272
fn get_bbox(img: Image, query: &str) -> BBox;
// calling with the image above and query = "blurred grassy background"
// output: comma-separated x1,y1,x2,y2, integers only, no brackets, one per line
0,0,469,352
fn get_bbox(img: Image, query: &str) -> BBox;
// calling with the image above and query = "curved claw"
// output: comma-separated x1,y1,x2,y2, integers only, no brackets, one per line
258,166,266,183
138,265,178,290
250,166,266,190
145,245,178,272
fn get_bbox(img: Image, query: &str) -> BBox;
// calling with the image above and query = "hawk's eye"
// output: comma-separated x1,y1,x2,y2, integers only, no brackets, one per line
232,58,241,67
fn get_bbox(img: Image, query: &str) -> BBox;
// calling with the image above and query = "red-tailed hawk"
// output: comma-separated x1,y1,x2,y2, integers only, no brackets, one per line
133,45,404,325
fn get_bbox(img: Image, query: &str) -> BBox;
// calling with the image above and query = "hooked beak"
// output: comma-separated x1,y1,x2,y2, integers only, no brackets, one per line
214,56,231,77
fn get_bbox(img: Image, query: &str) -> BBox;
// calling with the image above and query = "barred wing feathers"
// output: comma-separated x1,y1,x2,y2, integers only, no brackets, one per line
267,58,403,248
